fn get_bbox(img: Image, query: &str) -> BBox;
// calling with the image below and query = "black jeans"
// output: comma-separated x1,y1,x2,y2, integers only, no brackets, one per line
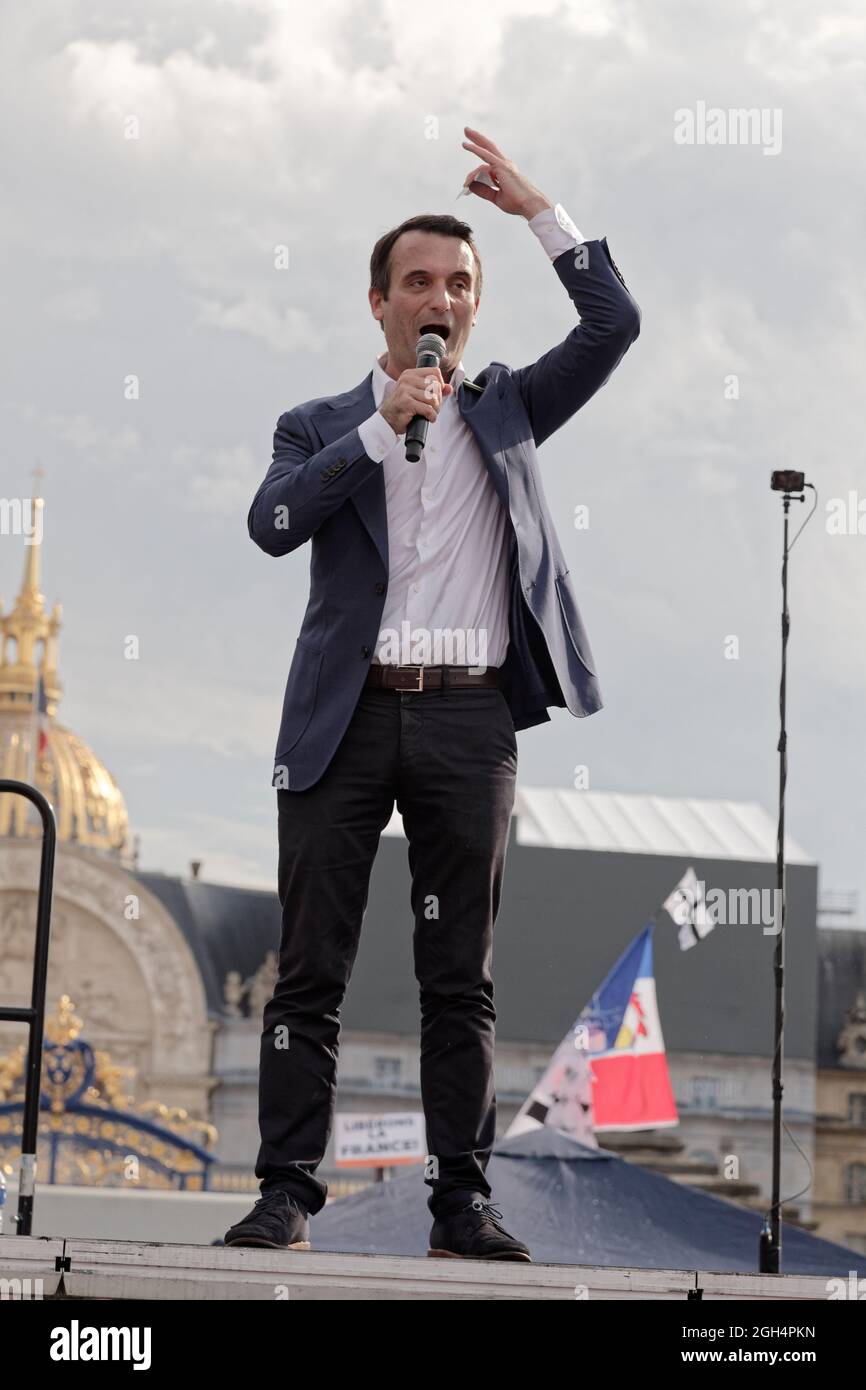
254,683,518,1217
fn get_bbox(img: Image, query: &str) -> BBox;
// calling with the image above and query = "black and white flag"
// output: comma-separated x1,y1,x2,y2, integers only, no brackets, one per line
663,867,718,951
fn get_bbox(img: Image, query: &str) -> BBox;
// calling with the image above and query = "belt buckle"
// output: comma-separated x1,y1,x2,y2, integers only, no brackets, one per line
404,665,425,691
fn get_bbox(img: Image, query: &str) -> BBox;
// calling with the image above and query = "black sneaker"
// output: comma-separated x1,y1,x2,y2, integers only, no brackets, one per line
428,1197,532,1262
223,1189,311,1250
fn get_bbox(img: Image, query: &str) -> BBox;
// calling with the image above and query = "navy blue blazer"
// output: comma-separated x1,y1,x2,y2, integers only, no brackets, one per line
248,237,641,790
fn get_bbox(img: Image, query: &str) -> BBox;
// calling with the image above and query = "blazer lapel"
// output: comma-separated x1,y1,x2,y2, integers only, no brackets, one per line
457,374,510,510
307,371,509,569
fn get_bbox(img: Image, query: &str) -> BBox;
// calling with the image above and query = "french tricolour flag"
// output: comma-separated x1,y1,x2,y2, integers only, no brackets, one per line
35,673,50,756
505,924,678,1143
583,925,678,1131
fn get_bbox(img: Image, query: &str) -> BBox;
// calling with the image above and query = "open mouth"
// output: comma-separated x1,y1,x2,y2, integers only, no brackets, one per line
419,322,451,342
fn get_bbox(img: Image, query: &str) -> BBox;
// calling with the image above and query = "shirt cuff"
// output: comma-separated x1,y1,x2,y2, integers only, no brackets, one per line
528,202,585,260
358,409,399,461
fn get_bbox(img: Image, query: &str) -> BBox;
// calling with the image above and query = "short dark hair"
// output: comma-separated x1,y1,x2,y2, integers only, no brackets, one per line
369,214,482,331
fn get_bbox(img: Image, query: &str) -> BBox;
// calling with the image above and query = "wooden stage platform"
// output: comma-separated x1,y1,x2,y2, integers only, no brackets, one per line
0,1234,839,1300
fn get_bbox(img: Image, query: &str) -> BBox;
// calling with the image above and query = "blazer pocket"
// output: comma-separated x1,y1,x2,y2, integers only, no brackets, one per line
276,637,324,756
554,574,598,678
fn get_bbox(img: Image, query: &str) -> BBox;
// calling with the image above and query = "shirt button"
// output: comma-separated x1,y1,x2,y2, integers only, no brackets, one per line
413,582,420,593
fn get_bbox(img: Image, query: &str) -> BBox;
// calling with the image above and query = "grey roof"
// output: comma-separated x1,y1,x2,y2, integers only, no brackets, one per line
381,788,814,863
134,870,280,1016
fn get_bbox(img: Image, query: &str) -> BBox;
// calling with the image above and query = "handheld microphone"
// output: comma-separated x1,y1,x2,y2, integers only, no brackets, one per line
405,332,448,462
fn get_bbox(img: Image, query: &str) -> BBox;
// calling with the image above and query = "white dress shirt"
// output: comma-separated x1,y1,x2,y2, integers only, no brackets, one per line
357,203,584,670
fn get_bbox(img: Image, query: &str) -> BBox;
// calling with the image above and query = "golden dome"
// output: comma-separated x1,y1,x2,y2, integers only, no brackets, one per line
0,480,130,856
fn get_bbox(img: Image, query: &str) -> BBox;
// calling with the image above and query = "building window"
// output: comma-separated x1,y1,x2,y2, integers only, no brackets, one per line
691,1076,722,1109
847,1093,866,1126
374,1056,402,1087
690,1149,718,1167
843,1163,866,1204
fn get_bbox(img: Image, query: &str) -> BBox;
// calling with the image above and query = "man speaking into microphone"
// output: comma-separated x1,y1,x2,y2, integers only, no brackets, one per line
226,127,641,1260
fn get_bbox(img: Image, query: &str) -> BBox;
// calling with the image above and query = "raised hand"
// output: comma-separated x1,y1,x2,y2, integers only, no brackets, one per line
460,127,553,219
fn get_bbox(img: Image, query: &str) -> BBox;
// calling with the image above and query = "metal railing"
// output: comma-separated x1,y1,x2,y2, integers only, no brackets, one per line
0,780,56,1236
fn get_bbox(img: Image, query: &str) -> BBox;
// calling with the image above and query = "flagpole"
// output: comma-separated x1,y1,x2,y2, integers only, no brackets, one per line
30,669,39,787
760,472,816,1275
27,467,45,810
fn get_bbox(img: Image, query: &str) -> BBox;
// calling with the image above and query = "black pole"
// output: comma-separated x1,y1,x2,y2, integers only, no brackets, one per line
759,471,817,1273
760,496,790,1274
0,780,56,1236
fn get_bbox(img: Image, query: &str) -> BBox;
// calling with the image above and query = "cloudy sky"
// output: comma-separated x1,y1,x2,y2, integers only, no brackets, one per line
1,0,863,911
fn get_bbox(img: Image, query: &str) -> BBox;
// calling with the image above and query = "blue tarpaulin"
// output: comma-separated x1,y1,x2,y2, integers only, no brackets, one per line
311,1127,866,1276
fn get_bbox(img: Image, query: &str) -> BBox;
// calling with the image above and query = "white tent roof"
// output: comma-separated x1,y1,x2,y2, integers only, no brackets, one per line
383,787,813,864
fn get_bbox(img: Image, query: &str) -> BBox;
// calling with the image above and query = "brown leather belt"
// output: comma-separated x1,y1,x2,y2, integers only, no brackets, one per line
365,664,501,692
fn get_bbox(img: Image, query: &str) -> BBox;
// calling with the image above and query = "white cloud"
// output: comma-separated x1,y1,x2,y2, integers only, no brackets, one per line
71,667,281,761
193,294,322,353
173,440,260,516
135,822,276,889
45,285,103,323
46,412,141,456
